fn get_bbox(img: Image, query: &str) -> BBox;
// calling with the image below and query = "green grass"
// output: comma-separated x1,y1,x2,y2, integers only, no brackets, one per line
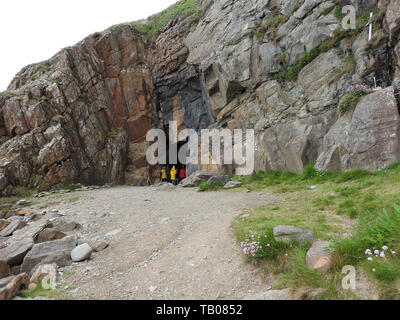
20,283,69,300
41,63,52,74
271,9,376,82
334,6,345,19
322,5,336,16
233,163,400,299
255,2,301,39
198,181,223,192
105,0,201,40
0,91,16,97
338,90,370,116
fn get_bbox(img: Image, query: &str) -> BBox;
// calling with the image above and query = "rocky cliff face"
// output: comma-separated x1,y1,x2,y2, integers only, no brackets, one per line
1,0,400,194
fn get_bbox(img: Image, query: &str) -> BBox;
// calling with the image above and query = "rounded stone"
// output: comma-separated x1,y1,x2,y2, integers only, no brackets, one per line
28,283,37,292
92,239,109,252
71,243,93,262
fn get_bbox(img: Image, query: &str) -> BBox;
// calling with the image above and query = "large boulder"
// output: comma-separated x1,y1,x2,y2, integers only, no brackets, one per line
316,88,400,172
273,226,316,244
0,219,10,232
0,260,10,279
0,238,34,266
20,235,77,274
207,175,231,185
0,219,52,266
0,273,29,300
179,171,214,188
50,217,79,232
306,240,332,273
0,219,26,237
36,228,66,243
385,0,400,41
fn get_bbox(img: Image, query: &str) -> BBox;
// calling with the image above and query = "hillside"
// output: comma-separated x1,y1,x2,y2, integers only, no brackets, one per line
0,0,399,195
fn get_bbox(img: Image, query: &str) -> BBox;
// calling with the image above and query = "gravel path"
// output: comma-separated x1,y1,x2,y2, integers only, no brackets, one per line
38,186,279,300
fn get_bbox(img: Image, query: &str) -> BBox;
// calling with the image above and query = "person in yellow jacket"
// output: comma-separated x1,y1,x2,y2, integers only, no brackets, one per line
160,166,167,182
170,166,178,186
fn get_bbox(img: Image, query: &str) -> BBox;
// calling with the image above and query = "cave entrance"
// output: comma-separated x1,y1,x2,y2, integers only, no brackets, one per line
164,127,188,182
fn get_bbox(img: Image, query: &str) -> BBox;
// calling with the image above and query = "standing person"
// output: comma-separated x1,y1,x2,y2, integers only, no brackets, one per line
179,166,186,183
170,166,178,186
160,166,167,182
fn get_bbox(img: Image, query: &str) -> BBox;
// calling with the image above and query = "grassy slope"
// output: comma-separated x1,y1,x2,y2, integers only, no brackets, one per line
104,0,201,40
231,164,400,299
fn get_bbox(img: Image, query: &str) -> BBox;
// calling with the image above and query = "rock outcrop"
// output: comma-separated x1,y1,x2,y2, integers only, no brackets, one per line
1,0,400,193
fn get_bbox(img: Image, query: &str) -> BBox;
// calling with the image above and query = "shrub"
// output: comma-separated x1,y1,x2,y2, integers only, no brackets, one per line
302,163,318,179
338,90,370,116
198,181,222,192
255,2,301,39
334,7,344,19
322,5,335,16
336,169,371,183
132,0,200,40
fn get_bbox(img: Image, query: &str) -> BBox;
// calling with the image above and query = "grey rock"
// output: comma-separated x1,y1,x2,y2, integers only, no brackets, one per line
207,175,231,185
273,225,316,244
0,237,34,266
0,174,7,193
385,0,400,40
12,219,51,242
224,180,242,189
91,239,109,252
316,87,400,172
0,275,15,288
71,243,92,262
0,220,26,237
16,199,30,207
0,260,10,279
20,235,77,274
50,217,78,232
179,171,214,188
0,219,10,232
0,273,29,300
306,240,332,272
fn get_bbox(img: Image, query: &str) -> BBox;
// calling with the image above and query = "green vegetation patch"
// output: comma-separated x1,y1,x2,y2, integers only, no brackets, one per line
104,0,201,40
198,181,223,192
255,2,301,40
338,89,370,116
233,163,400,299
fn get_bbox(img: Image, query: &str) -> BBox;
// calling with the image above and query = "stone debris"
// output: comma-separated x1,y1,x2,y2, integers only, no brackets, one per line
273,225,316,244
224,181,242,189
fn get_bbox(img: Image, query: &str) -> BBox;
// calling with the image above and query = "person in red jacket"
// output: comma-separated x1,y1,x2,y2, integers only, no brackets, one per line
179,166,186,183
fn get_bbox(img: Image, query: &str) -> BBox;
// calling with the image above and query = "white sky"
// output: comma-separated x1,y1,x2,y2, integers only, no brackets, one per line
0,0,178,91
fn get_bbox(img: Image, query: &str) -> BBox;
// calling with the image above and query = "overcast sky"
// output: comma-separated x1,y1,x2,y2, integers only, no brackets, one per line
0,0,177,91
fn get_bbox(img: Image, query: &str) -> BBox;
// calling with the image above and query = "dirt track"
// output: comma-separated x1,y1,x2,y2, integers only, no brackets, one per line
38,186,279,300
